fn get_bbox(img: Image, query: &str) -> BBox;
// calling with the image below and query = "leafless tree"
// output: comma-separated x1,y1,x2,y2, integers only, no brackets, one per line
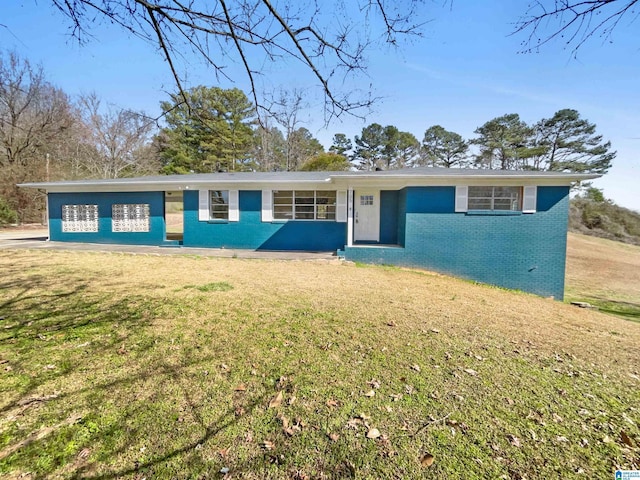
514,1,639,54
265,88,307,171
77,93,159,178
0,51,73,168
0,51,76,220
49,0,428,120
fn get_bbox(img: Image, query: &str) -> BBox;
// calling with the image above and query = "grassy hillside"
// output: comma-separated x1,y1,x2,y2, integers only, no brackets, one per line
1,249,639,479
566,232,640,320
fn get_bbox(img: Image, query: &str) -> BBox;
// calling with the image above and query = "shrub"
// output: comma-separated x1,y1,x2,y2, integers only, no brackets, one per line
0,196,19,226
570,196,640,245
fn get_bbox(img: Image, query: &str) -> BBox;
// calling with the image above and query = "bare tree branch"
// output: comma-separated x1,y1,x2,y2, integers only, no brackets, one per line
513,0,639,55
47,0,430,121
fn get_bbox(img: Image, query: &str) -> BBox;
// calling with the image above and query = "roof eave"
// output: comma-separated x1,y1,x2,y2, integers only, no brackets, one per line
18,172,600,193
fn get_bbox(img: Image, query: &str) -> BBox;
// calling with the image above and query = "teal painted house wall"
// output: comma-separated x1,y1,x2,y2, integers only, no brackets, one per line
46,185,570,298
48,191,166,245
183,190,346,251
343,186,569,299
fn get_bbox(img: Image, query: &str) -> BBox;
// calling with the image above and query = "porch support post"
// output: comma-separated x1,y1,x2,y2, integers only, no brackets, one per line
347,188,353,247
45,192,50,241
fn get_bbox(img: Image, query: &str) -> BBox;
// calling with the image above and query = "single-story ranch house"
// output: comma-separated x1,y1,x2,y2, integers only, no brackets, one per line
20,168,597,299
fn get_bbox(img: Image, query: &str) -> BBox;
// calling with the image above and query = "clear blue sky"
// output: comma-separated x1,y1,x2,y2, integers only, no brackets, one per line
2,1,638,211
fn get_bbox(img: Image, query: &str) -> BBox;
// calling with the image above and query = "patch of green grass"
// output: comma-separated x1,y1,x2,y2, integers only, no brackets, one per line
183,281,234,292
567,296,640,322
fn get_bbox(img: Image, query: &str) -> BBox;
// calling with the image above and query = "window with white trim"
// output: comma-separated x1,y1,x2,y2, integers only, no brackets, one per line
112,204,150,232
62,204,99,232
468,186,522,211
209,190,229,220
273,190,337,220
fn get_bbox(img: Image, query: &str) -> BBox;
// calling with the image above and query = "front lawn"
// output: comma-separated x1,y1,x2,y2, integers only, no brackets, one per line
1,250,638,478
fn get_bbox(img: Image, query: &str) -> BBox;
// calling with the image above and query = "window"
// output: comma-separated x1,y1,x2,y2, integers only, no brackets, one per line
62,204,98,232
273,190,337,220
360,195,374,206
198,190,238,222
468,186,521,211
112,204,150,232
209,190,229,220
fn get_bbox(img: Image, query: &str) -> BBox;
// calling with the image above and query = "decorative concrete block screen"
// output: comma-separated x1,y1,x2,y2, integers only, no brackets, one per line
112,204,150,232
61,204,99,232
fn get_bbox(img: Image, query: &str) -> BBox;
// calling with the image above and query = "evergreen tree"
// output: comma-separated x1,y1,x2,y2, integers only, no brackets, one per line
353,123,385,170
329,133,353,156
159,86,256,174
530,109,615,174
472,114,535,170
420,125,469,168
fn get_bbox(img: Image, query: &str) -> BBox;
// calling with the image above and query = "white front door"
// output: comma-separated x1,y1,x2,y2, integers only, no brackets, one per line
354,190,380,242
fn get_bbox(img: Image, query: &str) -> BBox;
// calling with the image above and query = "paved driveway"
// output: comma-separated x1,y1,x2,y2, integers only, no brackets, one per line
0,227,338,261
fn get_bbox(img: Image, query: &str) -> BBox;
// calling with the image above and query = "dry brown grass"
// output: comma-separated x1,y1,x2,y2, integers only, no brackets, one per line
2,247,639,478
566,232,640,301
17,249,640,377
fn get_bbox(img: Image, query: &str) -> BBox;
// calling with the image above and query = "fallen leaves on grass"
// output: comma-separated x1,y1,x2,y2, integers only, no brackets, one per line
366,428,381,439
368,379,381,389
261,440,275,451
507,434,521,447
420,453,435,467
621,430,635,447
268,391,283,409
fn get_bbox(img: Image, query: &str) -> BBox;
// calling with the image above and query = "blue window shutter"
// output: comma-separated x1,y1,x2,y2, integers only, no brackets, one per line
261,189,273,222
523,186,537,213
198,190,209,221
455,186,468,212
228,190,239,221
336,190,347,222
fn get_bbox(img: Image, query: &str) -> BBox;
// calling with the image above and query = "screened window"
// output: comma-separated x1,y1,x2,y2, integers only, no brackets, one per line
468,187,522,211
112,204,150,232
62,204,98,232
209,190,229,220
273,190,337,220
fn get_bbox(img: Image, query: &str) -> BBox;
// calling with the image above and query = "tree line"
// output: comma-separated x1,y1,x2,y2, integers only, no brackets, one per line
346,110,614,174
0,50,615,223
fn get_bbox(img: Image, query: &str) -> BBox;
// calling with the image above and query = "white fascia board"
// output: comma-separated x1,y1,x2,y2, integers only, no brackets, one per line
19,178,336,193
19,172,598,193
330,177,592,190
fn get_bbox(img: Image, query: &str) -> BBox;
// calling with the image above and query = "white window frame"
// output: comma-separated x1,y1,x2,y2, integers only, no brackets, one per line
61,204,99,232
272,190,338,221
455,186,536,213
198,190,239,222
